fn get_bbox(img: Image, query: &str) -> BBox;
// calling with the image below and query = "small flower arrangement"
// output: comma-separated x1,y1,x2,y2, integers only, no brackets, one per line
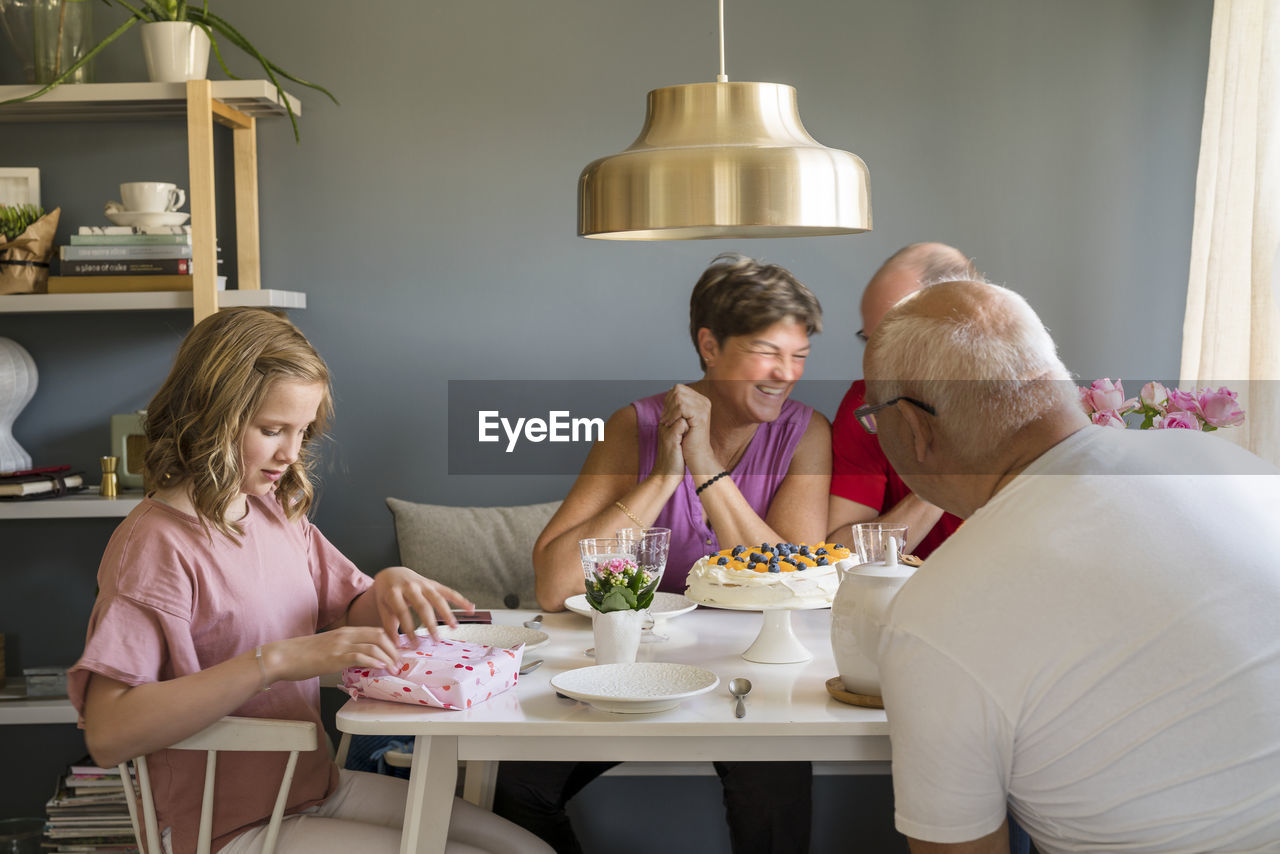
1079,379,1246,431
584,557,660,613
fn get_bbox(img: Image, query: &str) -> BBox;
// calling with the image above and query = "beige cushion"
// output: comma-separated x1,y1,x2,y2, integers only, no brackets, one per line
386,497,561,609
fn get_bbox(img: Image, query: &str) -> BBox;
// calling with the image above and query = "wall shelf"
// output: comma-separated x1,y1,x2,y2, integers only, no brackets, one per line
0,681,76,725
0,492,143,520
1,79,301,323
0,80,301,122
0,289,306,314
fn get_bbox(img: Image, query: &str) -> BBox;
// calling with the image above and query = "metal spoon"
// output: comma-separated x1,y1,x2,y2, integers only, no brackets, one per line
518,658,543,675
523,614,545,629
729,677,752,718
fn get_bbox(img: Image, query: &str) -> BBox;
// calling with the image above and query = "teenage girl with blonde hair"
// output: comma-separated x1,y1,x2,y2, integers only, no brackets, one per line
69,307,551,854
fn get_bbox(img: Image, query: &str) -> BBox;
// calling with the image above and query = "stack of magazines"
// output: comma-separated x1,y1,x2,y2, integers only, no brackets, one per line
44,760,138,853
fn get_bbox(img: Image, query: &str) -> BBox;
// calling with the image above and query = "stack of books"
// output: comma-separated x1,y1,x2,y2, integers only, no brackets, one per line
44,760,138,853
0,466,85,500
48,226,223,294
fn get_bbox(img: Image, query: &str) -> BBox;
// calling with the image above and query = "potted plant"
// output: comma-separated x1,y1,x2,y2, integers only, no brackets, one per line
1,0,334,140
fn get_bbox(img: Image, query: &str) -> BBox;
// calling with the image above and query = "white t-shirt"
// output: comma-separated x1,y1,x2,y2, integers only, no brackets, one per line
880,425,1280,853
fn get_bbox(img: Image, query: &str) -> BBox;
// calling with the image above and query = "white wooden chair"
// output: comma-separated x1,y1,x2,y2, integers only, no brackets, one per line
118,716,317,854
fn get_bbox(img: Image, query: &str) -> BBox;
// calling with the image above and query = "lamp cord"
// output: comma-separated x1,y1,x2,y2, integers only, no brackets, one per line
717,0,728,82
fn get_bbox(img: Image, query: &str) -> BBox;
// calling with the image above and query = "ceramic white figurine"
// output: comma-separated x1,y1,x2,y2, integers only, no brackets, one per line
830,532,918,698
0,337,37,473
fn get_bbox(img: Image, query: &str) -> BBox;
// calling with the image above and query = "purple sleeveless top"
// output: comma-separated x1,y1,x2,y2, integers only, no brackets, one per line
632,393,813,592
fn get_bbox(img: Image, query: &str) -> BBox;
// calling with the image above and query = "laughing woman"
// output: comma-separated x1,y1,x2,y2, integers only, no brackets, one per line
495,254,832,854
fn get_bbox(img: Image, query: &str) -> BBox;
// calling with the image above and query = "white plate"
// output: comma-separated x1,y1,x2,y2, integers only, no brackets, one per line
104,210,190,227
416,624,550,651
563,592,698,622
551,662,719,714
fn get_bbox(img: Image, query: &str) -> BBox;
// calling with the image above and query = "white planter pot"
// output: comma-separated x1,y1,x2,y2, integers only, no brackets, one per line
592,609,645,665
140,21,210,83
830,558,917,697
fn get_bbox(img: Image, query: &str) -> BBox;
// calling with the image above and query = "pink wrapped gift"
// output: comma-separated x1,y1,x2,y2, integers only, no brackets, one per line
342,635,525,710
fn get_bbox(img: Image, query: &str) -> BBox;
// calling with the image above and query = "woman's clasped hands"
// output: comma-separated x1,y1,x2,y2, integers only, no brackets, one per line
658,383,719,477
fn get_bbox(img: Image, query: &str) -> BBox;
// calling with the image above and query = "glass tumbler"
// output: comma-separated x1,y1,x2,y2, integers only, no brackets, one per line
616,527,671,640
850,522,909,566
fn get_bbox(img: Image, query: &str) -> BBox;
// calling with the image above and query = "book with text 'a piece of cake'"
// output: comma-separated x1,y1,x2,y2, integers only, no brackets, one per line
61,258,193,276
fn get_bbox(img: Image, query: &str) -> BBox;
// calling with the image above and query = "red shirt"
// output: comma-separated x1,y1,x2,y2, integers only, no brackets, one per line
829,380,962,558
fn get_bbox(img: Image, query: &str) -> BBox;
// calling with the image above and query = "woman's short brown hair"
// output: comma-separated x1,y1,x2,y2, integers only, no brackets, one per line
689,253,823,369
143,307,332,539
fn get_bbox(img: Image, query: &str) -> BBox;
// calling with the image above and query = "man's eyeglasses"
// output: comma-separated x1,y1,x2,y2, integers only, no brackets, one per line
852,396,936,434
855,329,869,343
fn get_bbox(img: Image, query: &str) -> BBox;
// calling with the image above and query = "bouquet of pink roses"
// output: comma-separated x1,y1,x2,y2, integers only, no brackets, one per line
1078,379,1245,431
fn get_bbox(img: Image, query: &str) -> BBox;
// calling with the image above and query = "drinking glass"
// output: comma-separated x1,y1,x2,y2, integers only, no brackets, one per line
850,522,908,566
616,527,671,641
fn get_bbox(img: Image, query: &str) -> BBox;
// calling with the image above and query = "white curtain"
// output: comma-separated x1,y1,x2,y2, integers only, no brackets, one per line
1181,0,1280,465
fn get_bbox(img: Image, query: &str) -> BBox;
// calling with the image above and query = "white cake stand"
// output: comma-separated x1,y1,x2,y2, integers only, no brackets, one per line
684,596,830,664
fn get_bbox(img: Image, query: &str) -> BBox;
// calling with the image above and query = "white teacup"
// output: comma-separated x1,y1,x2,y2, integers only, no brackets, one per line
120,181,186,213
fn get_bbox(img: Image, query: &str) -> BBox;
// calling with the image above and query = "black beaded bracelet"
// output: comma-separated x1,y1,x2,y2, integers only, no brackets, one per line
696,470,730,495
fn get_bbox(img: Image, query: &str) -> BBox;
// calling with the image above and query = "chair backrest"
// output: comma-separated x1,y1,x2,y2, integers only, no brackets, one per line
386,497,562,609
119,716,317,854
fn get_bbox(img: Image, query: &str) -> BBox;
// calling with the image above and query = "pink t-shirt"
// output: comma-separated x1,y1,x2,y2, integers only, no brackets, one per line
68,495,373,854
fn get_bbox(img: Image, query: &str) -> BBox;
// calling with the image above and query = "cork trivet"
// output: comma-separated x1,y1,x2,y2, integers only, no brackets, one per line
826,676,883,709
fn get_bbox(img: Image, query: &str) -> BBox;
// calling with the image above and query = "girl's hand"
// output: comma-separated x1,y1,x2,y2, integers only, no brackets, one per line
263,626,401,683
371,566,475,641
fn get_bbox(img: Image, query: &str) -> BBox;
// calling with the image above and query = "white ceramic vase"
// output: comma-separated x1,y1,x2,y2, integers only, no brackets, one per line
140,21,210,82
0,337,37,473
592,609,645,665
829,557,917,697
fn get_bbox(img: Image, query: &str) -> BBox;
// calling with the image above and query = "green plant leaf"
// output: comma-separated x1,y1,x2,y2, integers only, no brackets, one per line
0,16,139,105
599,587,638,613
0,2,336,144
0,204,46,240
195,10,338,104
636,590,655,610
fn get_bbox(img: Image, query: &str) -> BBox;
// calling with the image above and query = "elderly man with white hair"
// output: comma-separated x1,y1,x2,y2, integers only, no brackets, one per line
861,279,1280,854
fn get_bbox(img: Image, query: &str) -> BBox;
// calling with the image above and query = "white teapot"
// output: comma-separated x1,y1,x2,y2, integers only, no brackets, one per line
830,532,917,697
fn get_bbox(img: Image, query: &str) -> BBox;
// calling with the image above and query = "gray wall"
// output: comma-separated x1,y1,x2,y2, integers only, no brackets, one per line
0,0,1211,839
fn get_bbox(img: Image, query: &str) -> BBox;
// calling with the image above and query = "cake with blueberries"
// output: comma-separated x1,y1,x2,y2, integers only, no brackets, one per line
684,542,851,608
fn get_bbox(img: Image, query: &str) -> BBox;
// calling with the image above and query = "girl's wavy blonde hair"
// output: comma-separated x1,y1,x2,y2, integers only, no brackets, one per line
143,307,333,539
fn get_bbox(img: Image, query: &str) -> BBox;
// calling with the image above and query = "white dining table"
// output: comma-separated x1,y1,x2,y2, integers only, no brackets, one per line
335,605,890,854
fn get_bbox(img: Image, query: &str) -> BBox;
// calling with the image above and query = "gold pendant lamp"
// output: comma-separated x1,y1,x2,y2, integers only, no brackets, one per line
578,1,872,240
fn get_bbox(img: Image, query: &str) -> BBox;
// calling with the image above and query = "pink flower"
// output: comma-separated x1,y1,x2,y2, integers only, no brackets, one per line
1077,384,1095,411
1091,409,1128,429
1139,381,1168,410
1166,388,1201,415
1197,387,1246,428
1155,410,1202,430
1080,379,1134,415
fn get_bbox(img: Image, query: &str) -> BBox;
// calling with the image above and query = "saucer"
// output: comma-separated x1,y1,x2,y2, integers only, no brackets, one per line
551,662,719,713
564,592,698,622
104,210,190,227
